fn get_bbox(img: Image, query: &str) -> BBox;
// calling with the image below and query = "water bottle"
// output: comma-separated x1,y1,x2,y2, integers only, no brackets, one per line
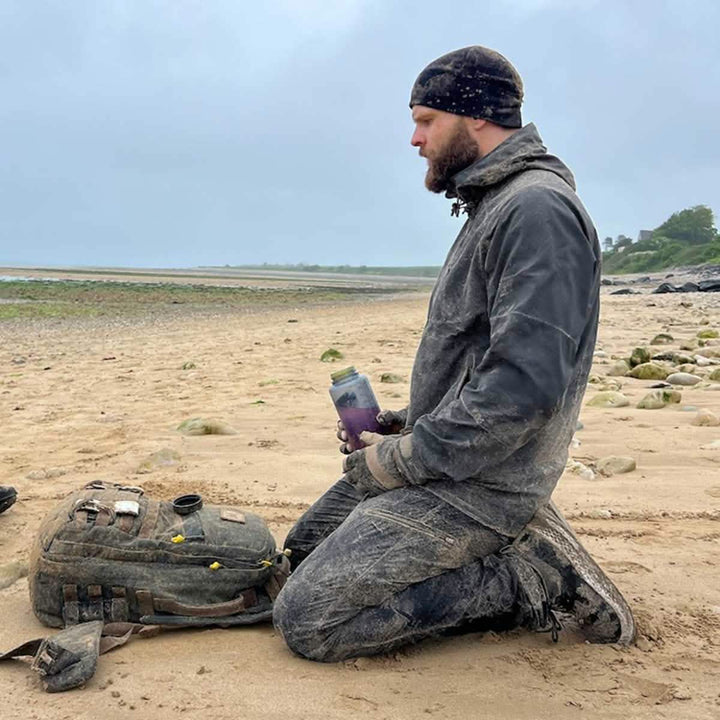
329,366,381,451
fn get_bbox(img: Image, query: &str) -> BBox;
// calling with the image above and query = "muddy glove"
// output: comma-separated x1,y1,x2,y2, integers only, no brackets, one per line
343,434,414,496
0,621,103,693
337,407,409,455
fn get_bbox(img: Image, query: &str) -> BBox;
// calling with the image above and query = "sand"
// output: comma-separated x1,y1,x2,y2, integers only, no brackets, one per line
1,287,719,719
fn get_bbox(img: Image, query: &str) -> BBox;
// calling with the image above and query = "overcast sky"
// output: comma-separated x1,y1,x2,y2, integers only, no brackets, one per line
1,0,718,268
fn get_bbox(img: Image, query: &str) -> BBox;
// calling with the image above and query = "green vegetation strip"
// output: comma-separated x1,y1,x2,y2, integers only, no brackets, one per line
0,279,406,321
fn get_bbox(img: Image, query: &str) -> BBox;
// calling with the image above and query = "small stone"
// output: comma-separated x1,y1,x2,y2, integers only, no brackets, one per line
181,361,197,370
709,368,720,382
680,340,699,351
675,364,697,374
575,420,584,431
380,373,404,384
176,418,237,435
594,350,607,358
629,347,651,367
650,333,674,345
596,456,636,476
694,354,718,367
320,348,344,362
697,329,719,339
26,467,67,480
586,391,630,408
637,389,682,409
666,372,702,386
0,560,28,590
692,410,719,427
627,363,669,380
596,380,623,392
136,448,182,474
566,460,595,481
11,356,26,365
606,359,631,376
674,353,696,365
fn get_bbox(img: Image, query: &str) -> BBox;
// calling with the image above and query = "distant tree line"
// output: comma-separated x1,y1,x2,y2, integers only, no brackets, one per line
602,205,720,274
222,264,442,278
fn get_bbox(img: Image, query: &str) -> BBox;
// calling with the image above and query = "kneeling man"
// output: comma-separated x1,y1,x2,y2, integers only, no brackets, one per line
274,46,635,661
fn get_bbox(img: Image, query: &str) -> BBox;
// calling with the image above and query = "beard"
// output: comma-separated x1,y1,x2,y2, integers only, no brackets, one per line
424,120,480,194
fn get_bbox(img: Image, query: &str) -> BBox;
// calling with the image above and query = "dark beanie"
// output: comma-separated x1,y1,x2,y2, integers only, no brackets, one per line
410,46,523,128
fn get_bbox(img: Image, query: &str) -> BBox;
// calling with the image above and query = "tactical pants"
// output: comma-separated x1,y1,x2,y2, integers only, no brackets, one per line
273,478,520,662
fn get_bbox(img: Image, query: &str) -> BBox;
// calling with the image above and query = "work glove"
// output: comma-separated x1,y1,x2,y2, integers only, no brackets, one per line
337,407,408,455
342,433,414,496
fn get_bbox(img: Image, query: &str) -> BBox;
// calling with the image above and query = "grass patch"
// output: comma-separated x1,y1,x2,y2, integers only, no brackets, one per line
0,279,411,321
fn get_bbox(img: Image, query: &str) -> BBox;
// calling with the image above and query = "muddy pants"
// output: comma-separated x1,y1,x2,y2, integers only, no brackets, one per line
273,478,520,662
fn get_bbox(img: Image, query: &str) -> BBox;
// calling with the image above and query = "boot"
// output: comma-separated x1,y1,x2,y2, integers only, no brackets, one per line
0,486,17,515
506,501,635,645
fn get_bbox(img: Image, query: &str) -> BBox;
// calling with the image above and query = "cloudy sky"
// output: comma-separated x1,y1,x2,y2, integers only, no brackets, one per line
1,0,718,268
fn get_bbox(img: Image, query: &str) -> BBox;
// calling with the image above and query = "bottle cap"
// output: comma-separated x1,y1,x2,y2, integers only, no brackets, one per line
330,366,357,383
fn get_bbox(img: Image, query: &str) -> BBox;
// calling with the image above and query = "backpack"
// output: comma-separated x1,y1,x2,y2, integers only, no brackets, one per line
29,482,290,628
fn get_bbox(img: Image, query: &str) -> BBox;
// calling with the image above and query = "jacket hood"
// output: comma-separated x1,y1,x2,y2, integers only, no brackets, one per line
447,123,576,204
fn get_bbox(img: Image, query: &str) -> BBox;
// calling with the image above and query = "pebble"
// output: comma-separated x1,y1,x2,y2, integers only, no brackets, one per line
666,372,702,386
586,391,630,408
26,467,67,480
694,354,719,367
637,389,682,409
629,347,651,367
596,456,636,476
0,560,28,590
627,362,669,380
176,418,237,435
320,348,344,362
380,373,404,384
566,460,595,481
606,359,631,377
710,368,720,382
650,333,674,345
697,329,719,339
136,448,182,474
692,410,720,427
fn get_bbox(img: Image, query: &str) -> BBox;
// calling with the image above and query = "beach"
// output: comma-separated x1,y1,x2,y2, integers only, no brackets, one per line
0,275,719,719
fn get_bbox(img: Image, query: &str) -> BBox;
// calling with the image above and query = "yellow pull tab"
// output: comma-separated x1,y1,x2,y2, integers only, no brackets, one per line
260,559,273,567
209,561,222,570
171,534,185,544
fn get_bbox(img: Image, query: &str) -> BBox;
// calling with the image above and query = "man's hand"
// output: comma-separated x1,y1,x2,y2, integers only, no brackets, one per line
336,408,408,454
342,442,405,497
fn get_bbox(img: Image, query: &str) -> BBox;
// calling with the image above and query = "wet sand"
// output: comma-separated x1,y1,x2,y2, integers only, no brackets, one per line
0,285,719,719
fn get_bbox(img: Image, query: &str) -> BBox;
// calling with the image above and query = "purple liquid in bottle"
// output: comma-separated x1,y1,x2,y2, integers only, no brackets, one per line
329,367,381,451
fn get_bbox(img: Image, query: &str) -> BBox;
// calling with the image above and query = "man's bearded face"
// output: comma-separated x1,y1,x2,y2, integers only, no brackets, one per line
423,118,479,193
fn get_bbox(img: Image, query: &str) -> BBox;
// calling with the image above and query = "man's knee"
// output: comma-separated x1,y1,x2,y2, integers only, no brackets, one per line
273,572,340,662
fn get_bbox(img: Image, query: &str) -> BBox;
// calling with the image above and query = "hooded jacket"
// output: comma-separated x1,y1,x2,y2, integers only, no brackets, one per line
367,123,600,537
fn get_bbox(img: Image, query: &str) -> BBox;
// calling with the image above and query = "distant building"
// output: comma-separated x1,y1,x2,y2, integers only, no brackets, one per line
637,230,652,242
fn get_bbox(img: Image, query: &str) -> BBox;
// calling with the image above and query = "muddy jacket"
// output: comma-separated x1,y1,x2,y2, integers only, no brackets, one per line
369,124,600,537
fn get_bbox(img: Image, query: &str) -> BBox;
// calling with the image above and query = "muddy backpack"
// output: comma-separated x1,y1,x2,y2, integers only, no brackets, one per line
29,482,290,628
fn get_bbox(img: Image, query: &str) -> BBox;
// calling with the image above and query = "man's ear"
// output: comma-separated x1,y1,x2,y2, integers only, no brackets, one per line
466,116,488,134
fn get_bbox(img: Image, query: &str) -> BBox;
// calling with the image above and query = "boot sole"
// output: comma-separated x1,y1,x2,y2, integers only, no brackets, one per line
526,501,636,645
0,490,17,515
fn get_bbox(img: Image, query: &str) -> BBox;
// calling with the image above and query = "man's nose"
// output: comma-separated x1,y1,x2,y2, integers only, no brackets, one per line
410,127,423,147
